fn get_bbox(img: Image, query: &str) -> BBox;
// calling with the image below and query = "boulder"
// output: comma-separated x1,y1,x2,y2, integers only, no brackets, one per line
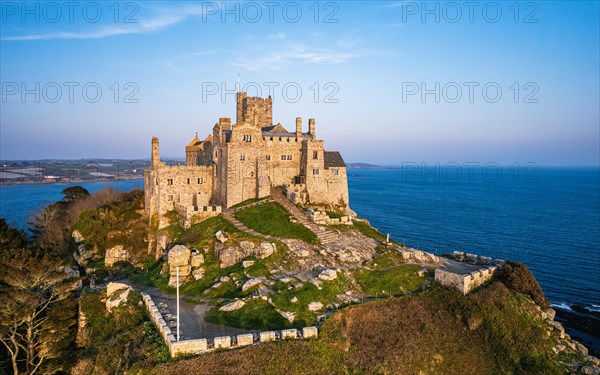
218,245,244,268
219,300,245,312
105,245,129,267
242,277,265,292
291,296,298,303
190,252,204,268
318,269,338,281
168,245,191,267
72,230,85,243
239,240,255,252
215,230,228,243
256,242,276,259
169,265,191,277
106,283,132,312
242,260,255,268
308,301,323,311
192,268,205,280
168,276,186,288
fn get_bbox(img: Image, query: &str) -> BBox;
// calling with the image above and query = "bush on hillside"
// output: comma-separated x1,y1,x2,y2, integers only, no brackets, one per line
497,261,549,309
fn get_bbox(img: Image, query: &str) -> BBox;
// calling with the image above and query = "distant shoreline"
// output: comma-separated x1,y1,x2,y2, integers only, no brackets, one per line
0,175,144,187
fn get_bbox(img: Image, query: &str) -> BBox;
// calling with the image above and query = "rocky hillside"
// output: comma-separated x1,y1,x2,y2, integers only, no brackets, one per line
70,192,600,375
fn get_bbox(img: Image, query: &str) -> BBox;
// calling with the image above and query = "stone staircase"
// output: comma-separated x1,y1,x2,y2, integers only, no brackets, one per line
270,187,339,245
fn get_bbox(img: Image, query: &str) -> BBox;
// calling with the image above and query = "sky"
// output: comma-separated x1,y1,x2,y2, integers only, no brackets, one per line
0,1,598,166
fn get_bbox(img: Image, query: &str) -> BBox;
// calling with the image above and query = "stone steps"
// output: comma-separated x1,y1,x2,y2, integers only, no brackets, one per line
270,186,340,245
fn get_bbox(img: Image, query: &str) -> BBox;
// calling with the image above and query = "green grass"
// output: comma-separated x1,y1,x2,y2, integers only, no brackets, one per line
235,202,319,244
230,196,272,209
177,216,260,249
354,264,424,296
205,298,290,331
326,211,343,219
364,249,406,269
271,273,349,326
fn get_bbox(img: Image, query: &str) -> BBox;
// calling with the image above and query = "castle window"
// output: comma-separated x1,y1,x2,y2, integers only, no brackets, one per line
313,151,318,159
281,155,292,161
168,195,173,201
286,138,290,142
240,154,245,161
313,168,319,175
266,155,271,161
243,134,252,142
332,169,339,176
197,178,203,184
270,137,273,141
187,178,190,184
167,178,173,185
155,178,158,185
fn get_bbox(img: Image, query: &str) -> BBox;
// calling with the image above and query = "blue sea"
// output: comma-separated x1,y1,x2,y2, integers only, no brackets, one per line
0,168,598,350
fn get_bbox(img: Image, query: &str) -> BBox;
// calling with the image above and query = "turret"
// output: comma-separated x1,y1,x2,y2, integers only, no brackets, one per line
309,118,316,141
151,136,160,169
296,117,302,139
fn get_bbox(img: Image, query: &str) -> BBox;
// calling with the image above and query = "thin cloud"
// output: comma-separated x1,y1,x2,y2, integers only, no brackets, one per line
268,32,286,40
231,45,366,71
1,4,207,41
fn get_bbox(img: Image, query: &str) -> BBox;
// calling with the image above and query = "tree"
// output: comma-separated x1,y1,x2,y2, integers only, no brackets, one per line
0,219,26,250
61,187,90,202
0,247,80,374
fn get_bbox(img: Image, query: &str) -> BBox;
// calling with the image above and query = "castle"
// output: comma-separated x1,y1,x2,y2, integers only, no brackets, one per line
144,92,349,228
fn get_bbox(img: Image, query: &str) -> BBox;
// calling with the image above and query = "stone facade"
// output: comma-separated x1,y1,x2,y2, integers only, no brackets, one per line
145,91,350,229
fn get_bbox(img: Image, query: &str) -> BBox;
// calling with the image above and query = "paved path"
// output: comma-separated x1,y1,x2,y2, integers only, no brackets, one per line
270,187,340,245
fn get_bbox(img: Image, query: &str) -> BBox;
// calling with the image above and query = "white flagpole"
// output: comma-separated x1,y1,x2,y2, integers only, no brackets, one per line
176,266,180,341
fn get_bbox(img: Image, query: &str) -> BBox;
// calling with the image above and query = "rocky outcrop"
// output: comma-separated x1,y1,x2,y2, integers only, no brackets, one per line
215,241,276,268
308,301,323,311
318,269,338,281
167,245,191,287
105,245,129,267
72,230,85,243
242,277,266,292
105,282,132,312
400,248,440,263
219,300,245,312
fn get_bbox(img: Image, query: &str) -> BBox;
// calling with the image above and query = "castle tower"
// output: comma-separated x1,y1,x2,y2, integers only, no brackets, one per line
296,117,302,139
151,136,160,169
236,92,273,126
309,118,316,141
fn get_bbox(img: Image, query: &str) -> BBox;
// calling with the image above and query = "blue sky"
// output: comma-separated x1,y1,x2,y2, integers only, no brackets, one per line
0,1,598,166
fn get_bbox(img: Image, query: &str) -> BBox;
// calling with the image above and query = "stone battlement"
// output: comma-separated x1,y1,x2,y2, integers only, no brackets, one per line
140,292,318,358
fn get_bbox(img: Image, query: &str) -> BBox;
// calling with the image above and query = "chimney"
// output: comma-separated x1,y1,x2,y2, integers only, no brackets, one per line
151,136,160,169
296,117,302,139
308,118,316,140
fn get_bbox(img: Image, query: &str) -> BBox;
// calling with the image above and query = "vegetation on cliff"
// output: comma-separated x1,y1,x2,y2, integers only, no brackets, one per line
158,282,564,375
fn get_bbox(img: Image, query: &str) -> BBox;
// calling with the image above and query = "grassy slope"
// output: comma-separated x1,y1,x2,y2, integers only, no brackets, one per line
354,264,424,296
235,202,319,244
156,282,563,375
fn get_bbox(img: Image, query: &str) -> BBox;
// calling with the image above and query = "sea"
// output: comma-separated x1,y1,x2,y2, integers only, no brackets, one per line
0,167,598,353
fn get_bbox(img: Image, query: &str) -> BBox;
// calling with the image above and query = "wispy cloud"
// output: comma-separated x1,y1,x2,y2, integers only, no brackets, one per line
231,45,366,71
164,50,220,70
268,32,286,40
1,4,206,41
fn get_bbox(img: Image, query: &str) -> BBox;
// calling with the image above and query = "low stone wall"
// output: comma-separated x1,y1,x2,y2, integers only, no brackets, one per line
176,204,222,228
305,208,352,226
140,292,318,358
434,266,497,294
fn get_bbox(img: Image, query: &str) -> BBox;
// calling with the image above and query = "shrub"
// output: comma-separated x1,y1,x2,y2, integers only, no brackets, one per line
497,261,549,309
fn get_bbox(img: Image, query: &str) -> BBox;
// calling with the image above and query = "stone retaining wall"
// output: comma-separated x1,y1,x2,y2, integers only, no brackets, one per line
140,292,318,358
175,204,222,228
